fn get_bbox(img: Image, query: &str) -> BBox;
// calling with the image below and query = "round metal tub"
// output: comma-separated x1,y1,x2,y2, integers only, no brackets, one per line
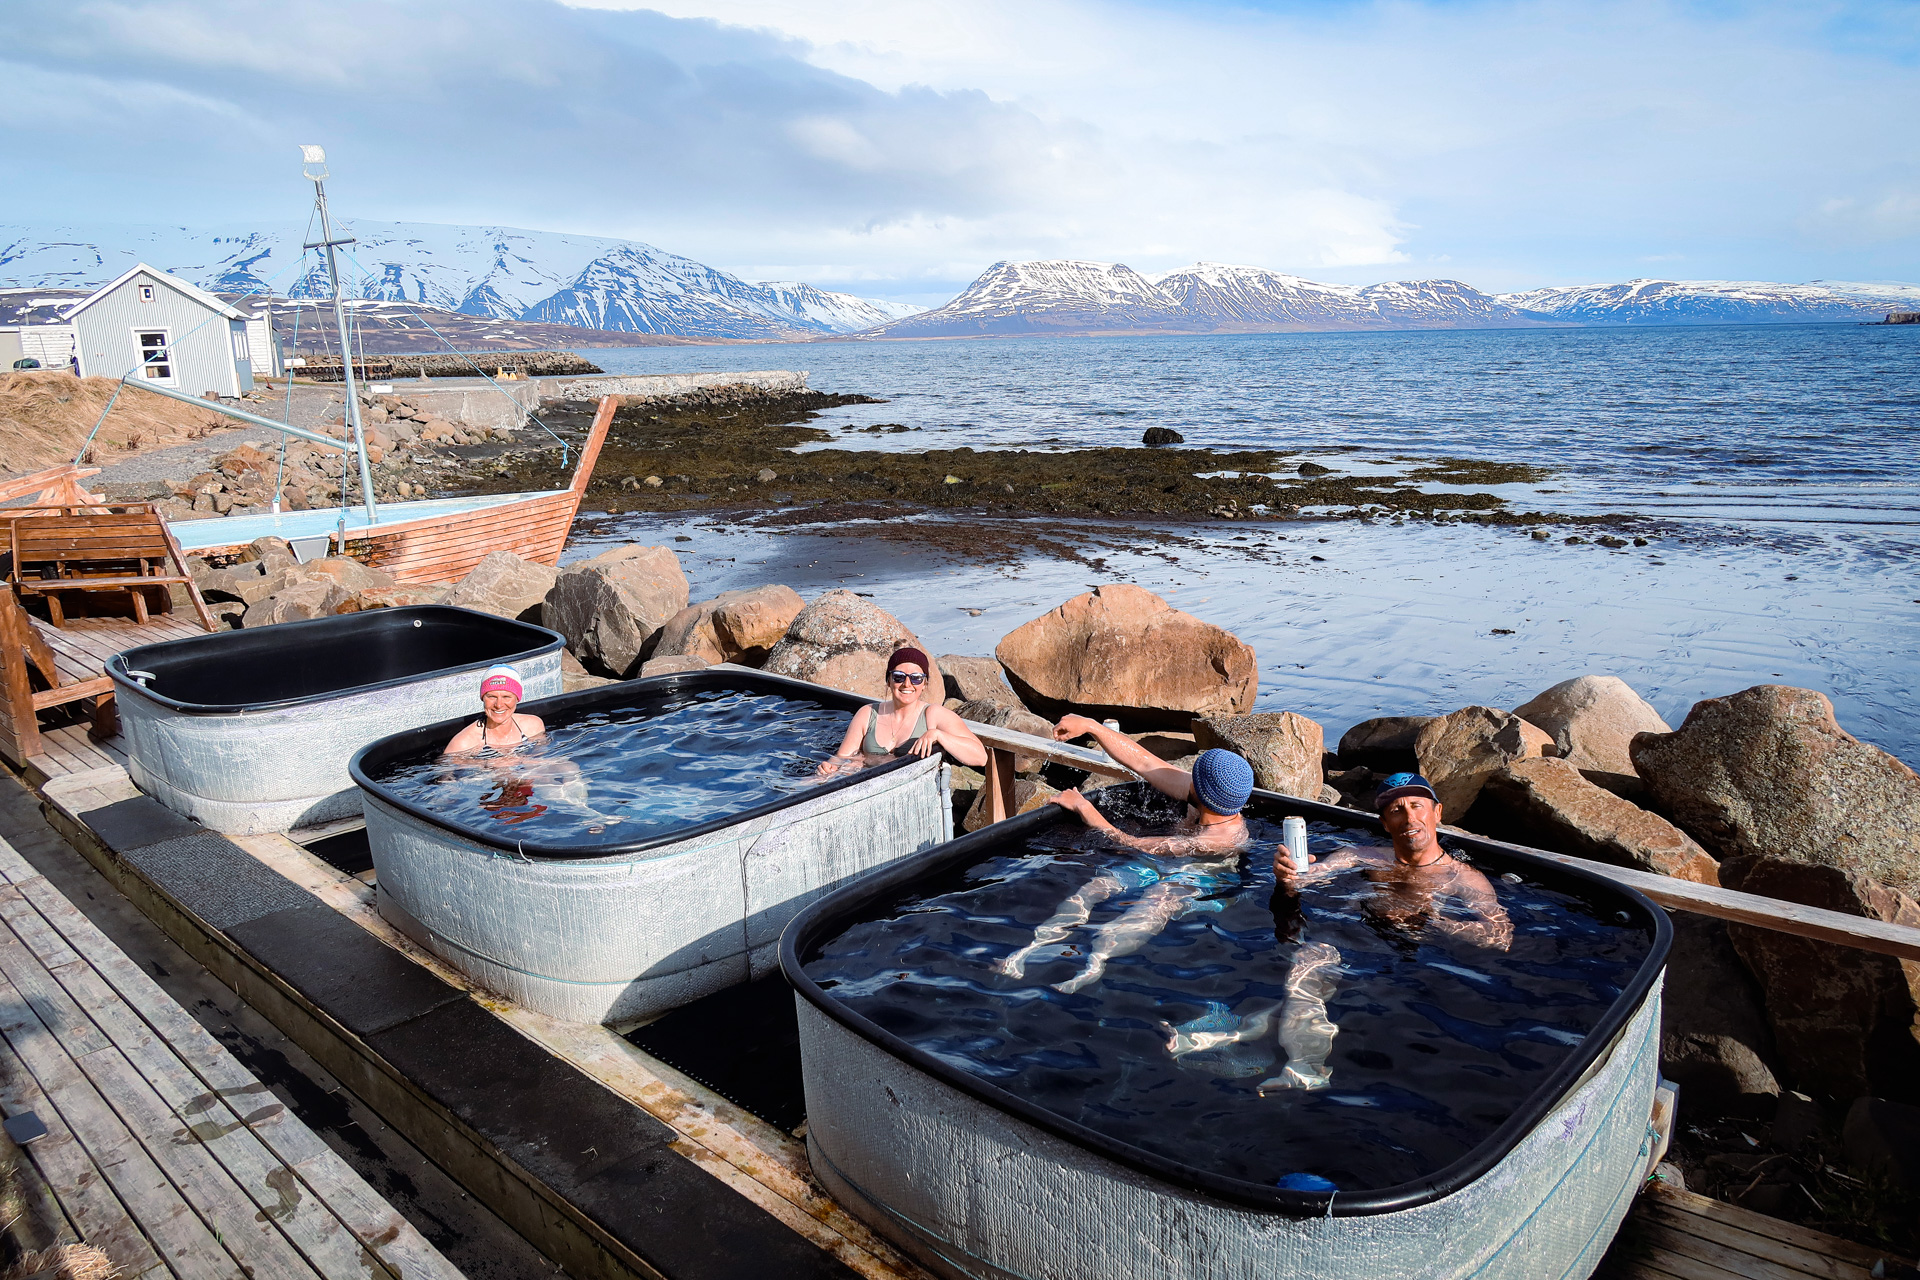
781,786,1672,1280
108,605,563,835
352,669,953,1025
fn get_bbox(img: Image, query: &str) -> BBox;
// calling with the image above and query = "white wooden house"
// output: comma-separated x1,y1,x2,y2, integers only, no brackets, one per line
67,264,255,396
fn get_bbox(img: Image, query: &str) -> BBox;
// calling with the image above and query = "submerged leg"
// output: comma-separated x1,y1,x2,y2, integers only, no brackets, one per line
1052,883,1197,994
1258,941,1344,1093
998,874,1125,979
1160,999,1284,1058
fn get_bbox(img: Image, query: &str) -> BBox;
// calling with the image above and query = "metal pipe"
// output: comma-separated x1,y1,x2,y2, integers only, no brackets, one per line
308,175,379,526
124,378,348,451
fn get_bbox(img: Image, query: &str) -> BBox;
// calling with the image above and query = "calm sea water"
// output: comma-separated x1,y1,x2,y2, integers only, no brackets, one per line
571,326,1919,764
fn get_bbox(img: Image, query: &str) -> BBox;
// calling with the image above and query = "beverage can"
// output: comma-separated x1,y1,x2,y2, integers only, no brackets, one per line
1281,816,1309,872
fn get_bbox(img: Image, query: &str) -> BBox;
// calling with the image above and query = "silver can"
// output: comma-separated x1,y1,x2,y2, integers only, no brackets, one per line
1281,815,1310,872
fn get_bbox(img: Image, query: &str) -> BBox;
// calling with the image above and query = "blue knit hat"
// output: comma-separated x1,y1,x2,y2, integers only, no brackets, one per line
1190,749,1254,815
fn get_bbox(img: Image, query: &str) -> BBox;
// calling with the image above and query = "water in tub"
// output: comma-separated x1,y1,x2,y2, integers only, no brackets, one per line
803,789,1653,1193
372,689,857,848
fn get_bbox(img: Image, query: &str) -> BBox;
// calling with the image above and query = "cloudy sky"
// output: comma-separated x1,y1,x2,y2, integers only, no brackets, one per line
2,0,1915,303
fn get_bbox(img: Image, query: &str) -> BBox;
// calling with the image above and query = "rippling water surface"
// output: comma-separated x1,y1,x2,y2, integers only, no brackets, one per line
804,792,1652,1192
372,689,851,850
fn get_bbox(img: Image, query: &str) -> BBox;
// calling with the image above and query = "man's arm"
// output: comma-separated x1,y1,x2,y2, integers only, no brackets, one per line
1429,866,1514,951
1054,715,1195,802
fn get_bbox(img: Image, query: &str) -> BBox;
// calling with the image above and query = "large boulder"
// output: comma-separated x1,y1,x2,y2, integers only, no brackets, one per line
1337,716,1436,770
655,585,806,667
939,654,1024,710
762,590,935,700
711,585,805,665
1476,757,1719,882
1193,712,1324,797
241,580,351,628
639,654,709,679
1660,914,1781,1118
1414,707,1553,820
298,556,396,594
1514,675,1670,783
1721,857,1920,1104
543,545,690,678
1631,685,1920,897
443,551,559,623
963,778,1060,833
994,584,1256,730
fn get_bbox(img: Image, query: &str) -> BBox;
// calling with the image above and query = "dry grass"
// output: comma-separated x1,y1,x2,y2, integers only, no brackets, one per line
0,371,228,477
0,1244,118,1279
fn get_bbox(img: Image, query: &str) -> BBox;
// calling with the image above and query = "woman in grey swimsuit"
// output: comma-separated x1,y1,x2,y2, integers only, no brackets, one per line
817,647,988,775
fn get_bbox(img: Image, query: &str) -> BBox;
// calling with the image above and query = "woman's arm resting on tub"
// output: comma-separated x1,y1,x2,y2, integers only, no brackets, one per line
911,704,989,767
818,705,873,774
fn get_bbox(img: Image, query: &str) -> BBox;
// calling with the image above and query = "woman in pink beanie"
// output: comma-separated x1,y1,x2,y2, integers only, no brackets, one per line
445,664,547,756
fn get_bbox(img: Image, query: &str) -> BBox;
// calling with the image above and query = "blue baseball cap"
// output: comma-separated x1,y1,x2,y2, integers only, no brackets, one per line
1375,772,1439,810
1190,749,1255,815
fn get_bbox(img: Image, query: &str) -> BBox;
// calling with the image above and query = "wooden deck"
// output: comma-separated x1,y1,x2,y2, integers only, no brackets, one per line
0,829,462,1279
1607,1181,1911,1280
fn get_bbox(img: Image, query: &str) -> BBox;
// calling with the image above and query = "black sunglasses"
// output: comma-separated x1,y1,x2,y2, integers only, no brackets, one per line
888,671,928,685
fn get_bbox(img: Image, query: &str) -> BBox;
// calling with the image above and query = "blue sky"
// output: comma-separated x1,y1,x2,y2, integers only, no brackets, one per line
1,0,1914,303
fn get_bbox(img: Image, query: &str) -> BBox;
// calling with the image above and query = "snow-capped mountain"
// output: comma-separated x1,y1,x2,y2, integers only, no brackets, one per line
867,259,1555,337
1496,279,1920,324
0,221,918,338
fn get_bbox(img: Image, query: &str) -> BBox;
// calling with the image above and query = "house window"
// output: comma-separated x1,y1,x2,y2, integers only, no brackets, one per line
138,284,156,303
137,330,173,381
232,329,251,362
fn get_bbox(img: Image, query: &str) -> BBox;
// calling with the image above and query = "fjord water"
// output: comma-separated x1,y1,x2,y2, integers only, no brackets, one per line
577,324,1919,763
803,797,1651,1191
372,689,851,850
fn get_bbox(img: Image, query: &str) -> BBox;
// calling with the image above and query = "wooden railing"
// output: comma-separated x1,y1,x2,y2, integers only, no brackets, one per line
959,719,1920,963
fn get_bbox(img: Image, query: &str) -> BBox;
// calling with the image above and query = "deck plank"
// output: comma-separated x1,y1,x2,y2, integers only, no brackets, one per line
1643,1202,1873,1280
0,969,246,1278
0,844,460,1280
1642,1185,1895,1272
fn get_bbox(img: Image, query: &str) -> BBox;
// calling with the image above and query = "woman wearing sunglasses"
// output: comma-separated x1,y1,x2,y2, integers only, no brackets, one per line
817,647,988,775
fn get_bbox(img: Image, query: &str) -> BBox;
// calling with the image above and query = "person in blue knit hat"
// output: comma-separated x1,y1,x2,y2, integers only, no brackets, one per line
998,716,1255,993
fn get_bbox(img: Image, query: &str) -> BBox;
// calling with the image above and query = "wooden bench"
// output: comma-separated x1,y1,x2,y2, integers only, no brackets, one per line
8,507,214,631
0,591,120,766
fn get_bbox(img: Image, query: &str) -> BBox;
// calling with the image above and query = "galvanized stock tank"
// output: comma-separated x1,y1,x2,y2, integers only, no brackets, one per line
108,606,563,835
352,668,952,1025
781,785,1672,1280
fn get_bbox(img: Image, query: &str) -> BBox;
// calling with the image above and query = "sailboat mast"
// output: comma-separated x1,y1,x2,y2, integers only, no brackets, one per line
301,146,378,526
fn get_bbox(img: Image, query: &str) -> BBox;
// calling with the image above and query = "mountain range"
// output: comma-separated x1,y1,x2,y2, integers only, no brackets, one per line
862,260,1920,338
3,220,1915,342
0,221,922,339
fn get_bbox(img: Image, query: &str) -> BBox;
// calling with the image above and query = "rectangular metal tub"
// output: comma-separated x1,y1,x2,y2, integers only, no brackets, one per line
352,668,953,1025
107,605,564,835
781,784,1673,1280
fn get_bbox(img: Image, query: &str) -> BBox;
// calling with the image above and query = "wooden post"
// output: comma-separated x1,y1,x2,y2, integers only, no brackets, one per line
0,591,43,765
982,747,1017,826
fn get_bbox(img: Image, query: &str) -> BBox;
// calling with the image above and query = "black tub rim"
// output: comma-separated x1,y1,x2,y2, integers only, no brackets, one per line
779,782,1673,1219
106,604,566,716
349,666,924,863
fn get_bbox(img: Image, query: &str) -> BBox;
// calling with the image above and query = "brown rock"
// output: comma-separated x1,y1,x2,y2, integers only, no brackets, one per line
938,654,1023,709
241,580,352,627
443,551,559,623
762,590,936,700
995,584,1256,730
963,778,1060,833
711,585,805,665
1477,758,1719,882
1337,715,1437,769
956,700,1055,774
653,592,743,666
1193,711,1325,797
235,535,295,566
639,654,711,678
1133,731,1197,761
1415,707,1554,819
543,545,690,678
1631,685,1920,896
299,556,396,594
1721,856,1920,1103
337,585,447,612
1514,675,1670,776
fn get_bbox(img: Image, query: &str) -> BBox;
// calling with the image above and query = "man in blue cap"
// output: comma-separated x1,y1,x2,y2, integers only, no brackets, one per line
996,716,1255,993
1276,771,1511,950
